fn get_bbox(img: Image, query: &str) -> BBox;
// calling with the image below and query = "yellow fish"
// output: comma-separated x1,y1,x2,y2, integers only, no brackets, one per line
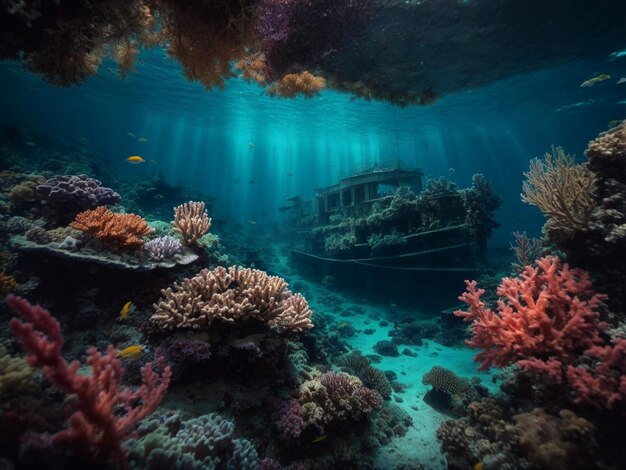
580,74,611,87
311,434,327,443
138,137,149,143
474,463,484,470
128,132,136,138
336,322,350,330
118,301,136,321
25,141,36,147
126,156,145,164
117,345,146,360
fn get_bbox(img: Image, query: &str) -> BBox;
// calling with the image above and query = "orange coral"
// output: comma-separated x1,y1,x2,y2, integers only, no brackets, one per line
70,207,153,250
0,272,17,294
267,71,326,98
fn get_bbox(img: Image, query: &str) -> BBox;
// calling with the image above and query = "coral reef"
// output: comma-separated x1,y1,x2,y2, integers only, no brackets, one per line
7,295,172,467
336,350,392,399
71,206,153,250
152,266,313,333
171,201,211,246
461,174,501,256
437,398,599,470
267,71,326,98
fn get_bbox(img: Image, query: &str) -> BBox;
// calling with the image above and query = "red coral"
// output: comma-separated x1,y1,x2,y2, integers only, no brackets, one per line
455,256,607,370
70,206,153,250
7,295,171,467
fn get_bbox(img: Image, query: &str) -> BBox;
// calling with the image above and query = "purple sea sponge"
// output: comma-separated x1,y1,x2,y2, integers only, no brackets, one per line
36,174,120,214
143,236,183,260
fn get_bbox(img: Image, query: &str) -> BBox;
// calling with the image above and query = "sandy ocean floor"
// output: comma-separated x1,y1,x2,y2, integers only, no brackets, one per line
273,255,499,469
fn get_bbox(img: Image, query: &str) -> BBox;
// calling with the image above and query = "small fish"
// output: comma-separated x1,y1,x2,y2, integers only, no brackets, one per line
117,345,146,360
608,119,623,128
336,322,350,330
155,194,164,200
580,74,611,87
25,141,36,147
311,435,327,443
474,463,484,470
617,77,626,85
80,137,90,143
286,172,293,177
248,142,254,150
126,155,145,164
138,137,149,143
248,220,256,225
448,167,455,174
249,179,257,184
128,132,136,138
118,301,136,321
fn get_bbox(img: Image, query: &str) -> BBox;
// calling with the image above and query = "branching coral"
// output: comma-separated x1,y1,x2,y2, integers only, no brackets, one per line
171,201,211,246
455,256,607,371
71,206,153,250
152,266,313,333
7,295,171,468
0,271,17,294
510,230,541,271
143,235,182,260
522,146,596,237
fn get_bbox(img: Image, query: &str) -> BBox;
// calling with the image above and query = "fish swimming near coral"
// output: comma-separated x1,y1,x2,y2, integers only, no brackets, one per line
336,322,350,330
608,119,623,128
138,137,149,143
118,301,136,321
580,74,611,87
311,435,327,443
126,155,145,164
117,345,147,360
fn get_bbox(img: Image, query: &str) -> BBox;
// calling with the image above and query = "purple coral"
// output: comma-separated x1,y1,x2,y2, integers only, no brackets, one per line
275,401,304,440
143,236,183,260
160,339,212,364
36,174,120,213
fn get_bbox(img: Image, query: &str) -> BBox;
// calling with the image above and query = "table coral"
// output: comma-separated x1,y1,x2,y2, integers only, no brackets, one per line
152,265,314,333
70,206,153,250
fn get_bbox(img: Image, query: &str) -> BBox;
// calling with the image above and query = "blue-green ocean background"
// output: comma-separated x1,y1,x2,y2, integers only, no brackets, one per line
1,49,625,248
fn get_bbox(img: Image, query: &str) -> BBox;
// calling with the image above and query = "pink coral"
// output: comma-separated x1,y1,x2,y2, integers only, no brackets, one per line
455,256,607,370
275,401,304,440
7,295,171,467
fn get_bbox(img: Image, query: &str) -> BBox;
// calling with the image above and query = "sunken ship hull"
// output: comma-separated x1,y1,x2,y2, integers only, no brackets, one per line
285,162,500,309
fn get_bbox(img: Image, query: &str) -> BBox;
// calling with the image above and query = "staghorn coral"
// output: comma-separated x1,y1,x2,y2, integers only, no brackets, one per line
70,206,153,250
171,201,211,246
522,146,596,237
0,345,34,401
267,71,326,98
152,266,314,333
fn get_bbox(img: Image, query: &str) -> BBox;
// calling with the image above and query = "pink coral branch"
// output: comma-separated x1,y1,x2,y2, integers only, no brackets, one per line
7,295,171,467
